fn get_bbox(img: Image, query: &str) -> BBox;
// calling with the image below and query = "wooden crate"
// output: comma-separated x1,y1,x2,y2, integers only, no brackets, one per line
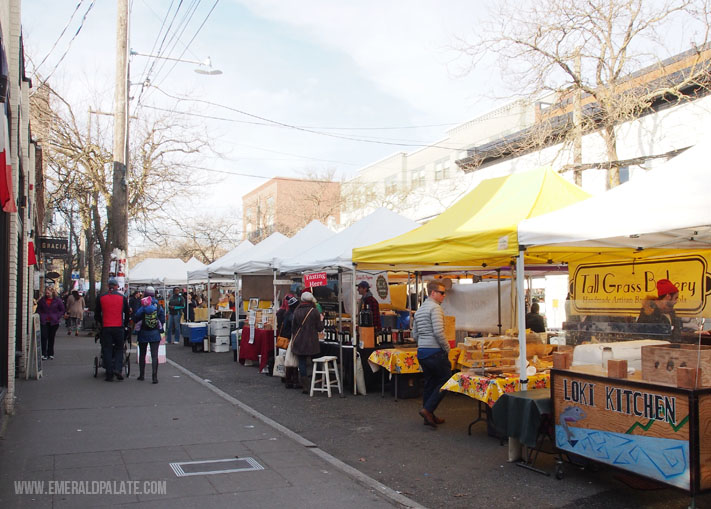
444,316,456,343
641,344,711,387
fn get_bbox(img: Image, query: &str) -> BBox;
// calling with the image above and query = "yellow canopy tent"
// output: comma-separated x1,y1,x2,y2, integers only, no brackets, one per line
353,167,590,270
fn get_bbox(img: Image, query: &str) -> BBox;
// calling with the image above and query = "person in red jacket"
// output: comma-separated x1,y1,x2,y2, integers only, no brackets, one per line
95,278,130,381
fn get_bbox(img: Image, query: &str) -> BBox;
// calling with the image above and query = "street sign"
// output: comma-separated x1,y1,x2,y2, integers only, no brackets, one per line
38,236,68,256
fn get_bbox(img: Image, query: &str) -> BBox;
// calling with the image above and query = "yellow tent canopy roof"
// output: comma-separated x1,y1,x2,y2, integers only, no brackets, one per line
353,167,591,269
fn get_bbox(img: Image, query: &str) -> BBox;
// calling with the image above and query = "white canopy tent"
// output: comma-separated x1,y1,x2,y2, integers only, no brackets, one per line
279,208,419,395
128,258,189,286
185,256,206,272
518,141,711,253
188,240,254,282
233,222,333,275
279,208,419,273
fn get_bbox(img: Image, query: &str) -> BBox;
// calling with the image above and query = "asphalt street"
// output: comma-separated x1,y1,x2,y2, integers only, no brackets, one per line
168,341,711,509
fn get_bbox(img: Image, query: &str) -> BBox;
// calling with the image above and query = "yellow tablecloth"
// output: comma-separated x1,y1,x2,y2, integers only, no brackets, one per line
441,372,550,407
368,347,461,374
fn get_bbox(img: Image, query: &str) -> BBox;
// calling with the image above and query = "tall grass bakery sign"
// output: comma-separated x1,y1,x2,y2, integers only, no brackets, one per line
568,254,711,317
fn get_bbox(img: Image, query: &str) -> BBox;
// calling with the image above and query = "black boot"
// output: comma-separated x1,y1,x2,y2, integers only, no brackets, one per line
137,363,145,381
300,377,310,394
152,364,158,384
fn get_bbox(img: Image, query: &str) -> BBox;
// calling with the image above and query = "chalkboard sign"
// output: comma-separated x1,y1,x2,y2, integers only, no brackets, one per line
26,314,42,380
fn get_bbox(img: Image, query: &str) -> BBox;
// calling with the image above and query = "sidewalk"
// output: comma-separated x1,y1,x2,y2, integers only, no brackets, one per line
0,331,418,508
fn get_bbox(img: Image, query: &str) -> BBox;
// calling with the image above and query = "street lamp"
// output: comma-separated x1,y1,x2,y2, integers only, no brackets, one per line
130,50,223,75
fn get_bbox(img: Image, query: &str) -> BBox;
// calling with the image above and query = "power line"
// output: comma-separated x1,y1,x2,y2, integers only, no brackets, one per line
30,0,85,79
32,0,98,88
151,85,468,150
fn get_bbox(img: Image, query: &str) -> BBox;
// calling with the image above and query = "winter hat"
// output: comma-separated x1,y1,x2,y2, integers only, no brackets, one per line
287,296,299,307
657,279,679,298
300,291,315,302
144,286,156,296
108,277,119,287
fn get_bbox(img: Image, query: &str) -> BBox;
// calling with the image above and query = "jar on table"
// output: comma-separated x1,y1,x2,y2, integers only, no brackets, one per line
601,346,613,371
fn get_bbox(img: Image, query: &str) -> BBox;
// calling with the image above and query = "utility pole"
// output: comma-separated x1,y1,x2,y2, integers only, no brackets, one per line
111,0,129,289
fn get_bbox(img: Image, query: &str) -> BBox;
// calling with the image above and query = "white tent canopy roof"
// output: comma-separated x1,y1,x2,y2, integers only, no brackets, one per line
518,140,711,252
129,258,191,286
234,220,335,275
230,232,289,275
188,240,254,281
185,256,206,271
279,208,419,272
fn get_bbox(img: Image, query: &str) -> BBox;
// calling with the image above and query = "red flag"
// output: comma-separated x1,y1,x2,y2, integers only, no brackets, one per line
0,106,16,213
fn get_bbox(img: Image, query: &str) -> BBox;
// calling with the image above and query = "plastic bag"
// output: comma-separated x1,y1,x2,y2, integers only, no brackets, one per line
273,353,286,377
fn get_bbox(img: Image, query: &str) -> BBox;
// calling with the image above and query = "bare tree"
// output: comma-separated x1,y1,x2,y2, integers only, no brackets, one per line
460,0,711,188
30,83,213,292
137,215,242,264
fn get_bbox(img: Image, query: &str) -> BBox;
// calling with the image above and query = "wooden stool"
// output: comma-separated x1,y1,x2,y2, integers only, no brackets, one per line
309,356,342,397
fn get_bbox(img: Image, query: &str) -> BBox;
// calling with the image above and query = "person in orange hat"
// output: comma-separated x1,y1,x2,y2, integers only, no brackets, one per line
637,278,681,340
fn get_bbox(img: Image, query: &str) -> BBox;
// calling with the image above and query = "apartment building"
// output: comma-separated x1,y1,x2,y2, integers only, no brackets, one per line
341,47,711,225
242,177,340,243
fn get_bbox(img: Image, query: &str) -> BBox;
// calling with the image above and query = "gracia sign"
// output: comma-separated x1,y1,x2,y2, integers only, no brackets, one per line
569,255,711,317
37,236,69,256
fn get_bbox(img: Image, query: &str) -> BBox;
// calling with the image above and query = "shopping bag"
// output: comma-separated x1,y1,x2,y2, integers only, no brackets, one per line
276,336,290,349
355,352,367,395
284,340,298,368
273,353,286,378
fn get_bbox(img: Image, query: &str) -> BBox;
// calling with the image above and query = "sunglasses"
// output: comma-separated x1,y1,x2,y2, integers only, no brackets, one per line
434,290,446,296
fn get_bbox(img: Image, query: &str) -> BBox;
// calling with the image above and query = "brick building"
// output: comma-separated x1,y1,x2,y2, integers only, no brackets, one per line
1,0,42,418
242,177,340,242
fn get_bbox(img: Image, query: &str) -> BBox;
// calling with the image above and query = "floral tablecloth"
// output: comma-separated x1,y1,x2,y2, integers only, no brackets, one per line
368,347,461,374
441,371,550,407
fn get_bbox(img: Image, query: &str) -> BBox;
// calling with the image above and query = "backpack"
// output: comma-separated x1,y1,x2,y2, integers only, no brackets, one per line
143,306,159,331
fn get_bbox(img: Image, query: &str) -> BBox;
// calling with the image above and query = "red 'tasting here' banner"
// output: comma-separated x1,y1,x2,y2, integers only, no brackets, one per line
303,272,328,288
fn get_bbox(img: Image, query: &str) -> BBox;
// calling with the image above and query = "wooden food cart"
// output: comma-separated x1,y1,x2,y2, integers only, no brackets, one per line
551,356,711,494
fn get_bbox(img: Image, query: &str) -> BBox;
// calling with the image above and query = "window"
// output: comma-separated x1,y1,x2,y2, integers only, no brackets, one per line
411,167,425,187
619,166,630,184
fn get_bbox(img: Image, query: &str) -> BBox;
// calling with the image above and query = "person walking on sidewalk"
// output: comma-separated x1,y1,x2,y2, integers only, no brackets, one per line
166,287,185,344
290,291,324,393
413,280,451,428
36,285,65,360
133,286,165,384
95,278,130,382
65,290,85,336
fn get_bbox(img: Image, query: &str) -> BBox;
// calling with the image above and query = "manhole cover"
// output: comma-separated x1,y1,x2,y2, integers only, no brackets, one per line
169,457,264,477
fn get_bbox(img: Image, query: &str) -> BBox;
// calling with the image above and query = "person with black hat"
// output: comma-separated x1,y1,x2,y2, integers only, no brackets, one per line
356,280,380,331
95,277,130,381
166,287,185,344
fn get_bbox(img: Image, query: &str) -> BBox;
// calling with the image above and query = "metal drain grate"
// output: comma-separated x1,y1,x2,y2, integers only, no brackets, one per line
169,457,264,477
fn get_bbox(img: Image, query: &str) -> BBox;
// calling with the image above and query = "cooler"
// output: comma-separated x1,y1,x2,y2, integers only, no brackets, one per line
182,323,208,344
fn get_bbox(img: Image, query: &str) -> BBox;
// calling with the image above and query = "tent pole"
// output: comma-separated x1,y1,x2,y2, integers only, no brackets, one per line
338,267,345,398
517,248,528,390
207,276,211,317
497,268,502,335
352,265,358,395
272,269,277,367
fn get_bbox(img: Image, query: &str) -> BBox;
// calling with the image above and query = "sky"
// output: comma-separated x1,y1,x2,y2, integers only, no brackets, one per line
20,0,503,253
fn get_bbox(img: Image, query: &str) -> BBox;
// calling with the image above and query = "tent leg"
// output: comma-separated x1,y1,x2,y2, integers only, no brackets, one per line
497,268,502,336
338,268,345,398
352,266,358,396
517,249,528,391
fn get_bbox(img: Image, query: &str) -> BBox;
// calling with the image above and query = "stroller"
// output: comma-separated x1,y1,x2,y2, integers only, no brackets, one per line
93,326,131,378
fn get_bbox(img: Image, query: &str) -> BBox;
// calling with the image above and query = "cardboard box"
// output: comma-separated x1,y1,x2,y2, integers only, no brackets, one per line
642,344,711,387
359,327,375,348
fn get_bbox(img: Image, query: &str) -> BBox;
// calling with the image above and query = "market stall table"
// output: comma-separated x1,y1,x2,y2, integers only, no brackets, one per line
367,347,461,400
238,326,273,372
492,388,561,477
441,371,550,434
